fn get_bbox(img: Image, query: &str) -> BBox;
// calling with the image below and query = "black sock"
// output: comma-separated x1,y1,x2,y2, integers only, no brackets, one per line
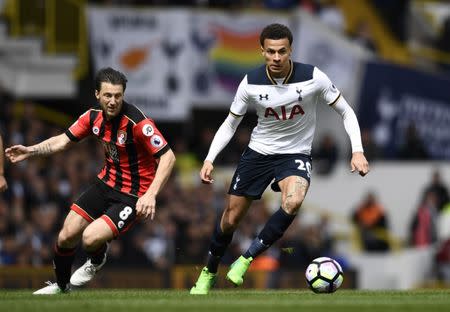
88,243,107,265
53,244,76,289
243,238,269,259
244,208,296,259
206,252,222,274
206,223,234,273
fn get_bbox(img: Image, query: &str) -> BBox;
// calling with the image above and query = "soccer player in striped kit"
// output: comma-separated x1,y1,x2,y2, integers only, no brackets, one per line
190,23,369,294
6,67,176,294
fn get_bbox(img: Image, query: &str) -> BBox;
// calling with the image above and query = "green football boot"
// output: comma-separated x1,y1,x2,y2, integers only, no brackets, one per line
226,256,253,286
190,267,217,295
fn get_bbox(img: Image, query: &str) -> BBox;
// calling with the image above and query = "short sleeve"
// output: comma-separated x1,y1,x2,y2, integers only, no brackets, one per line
230,76,251,116
65,110,93,141
134,118,169,157
314,67,341,106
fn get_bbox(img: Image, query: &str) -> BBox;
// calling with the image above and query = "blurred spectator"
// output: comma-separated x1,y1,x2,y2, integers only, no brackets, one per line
424,170,450,213
397,122,429,160
410,190,439,248
312,133,338,175
352,191,391,252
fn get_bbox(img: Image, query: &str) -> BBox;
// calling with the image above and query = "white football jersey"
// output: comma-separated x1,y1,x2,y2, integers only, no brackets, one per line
230,61,340,155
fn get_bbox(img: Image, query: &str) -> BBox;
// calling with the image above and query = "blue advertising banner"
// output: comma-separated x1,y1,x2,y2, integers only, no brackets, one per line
358,61,450,159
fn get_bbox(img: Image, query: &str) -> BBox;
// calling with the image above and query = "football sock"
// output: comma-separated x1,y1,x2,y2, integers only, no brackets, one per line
53,244,76,289
88,243,107,265
206,251,222,274
206,223,234,273
244,208,296,259
243,238,269,259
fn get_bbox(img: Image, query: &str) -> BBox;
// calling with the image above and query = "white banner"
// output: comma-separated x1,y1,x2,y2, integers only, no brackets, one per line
87,7,192,120
292,10,372,105
190,12,290,107
292,10,374,156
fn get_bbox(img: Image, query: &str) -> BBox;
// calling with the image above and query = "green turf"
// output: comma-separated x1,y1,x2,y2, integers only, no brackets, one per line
1,289,450,312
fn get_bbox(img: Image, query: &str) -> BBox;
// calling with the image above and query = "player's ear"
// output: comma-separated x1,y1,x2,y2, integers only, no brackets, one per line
95,90,100,100
260,46,265,56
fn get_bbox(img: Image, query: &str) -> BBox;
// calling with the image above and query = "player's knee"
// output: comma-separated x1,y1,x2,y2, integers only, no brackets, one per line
57,228,79,247
221,217,239,233
82,228,103,250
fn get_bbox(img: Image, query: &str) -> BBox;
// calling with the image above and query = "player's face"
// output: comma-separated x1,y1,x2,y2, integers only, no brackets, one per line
96,82,124,120
261,38,292,78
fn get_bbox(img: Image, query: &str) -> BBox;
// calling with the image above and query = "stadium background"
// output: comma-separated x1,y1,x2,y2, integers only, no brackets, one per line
0,0,449,290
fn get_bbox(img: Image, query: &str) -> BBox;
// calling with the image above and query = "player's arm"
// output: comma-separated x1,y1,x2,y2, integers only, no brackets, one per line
0,134,7,192
330,96,369,176
200,76,249,184
200,113,243,184
140,148,176,220
5,133,74,163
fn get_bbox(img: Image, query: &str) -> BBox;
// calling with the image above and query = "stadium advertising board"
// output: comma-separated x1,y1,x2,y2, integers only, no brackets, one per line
358,61,450,159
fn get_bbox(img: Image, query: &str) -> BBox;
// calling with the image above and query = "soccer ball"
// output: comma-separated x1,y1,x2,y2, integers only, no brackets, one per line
305,257,344,293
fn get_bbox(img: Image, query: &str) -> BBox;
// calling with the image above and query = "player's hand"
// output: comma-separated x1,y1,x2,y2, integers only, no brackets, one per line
136,192,156,220
0,175,7,192
5,145,31,163
200,160,214,184
350,152,369,177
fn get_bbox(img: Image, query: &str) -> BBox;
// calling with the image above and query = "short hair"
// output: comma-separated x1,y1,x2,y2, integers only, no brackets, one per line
95,67,128,92
259,23,293,46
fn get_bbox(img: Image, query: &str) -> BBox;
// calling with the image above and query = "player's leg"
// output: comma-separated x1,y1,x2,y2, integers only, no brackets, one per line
70,218,114,286
190,195,252,295
33,211,90,295
247,175,309,255
71,195,137,286
227,154,311,286
191,148,273,294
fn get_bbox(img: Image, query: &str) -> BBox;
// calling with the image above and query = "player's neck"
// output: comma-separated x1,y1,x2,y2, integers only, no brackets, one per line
268,60,291,79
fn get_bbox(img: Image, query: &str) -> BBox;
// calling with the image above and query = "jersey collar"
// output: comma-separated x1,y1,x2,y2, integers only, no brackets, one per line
265,59,293,85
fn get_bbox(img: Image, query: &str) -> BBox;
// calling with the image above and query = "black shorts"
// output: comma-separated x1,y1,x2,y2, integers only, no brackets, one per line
71,179,138,238
228,147,312,200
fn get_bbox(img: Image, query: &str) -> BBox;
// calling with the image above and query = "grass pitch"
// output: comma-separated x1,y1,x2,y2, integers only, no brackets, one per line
1,289,450,312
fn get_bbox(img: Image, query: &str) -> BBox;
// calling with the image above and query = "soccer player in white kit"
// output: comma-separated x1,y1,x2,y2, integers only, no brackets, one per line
190,23,369,294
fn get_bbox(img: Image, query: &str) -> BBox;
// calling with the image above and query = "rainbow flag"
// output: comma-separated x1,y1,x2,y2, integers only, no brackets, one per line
210,26,263,91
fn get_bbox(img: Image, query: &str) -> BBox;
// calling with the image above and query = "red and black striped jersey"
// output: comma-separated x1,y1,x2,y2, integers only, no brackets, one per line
65,102,169,197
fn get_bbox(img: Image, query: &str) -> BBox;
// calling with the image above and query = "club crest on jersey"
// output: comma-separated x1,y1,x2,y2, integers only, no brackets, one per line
117,130,127,145
150,135,163,148
259,94,269,101
142,124,154,137
92,126,99,135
